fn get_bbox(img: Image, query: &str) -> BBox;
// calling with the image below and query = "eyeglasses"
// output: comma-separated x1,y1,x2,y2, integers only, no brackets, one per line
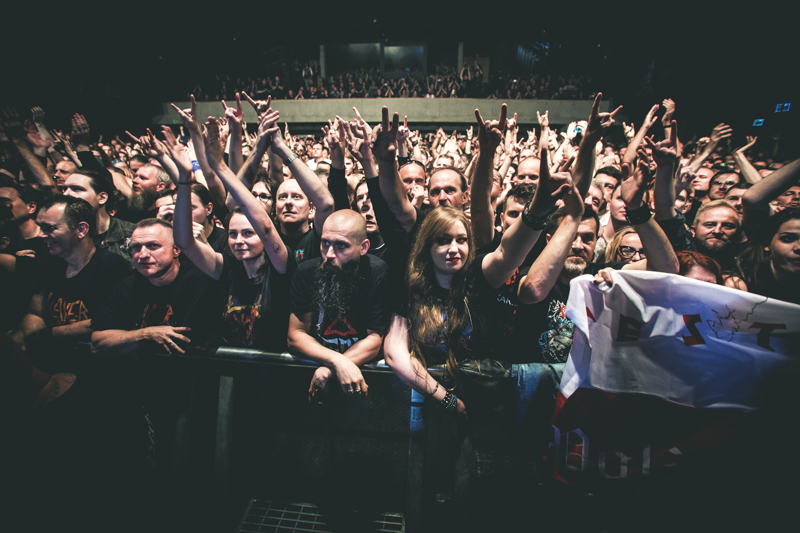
618,245,646,259
712,180,737,187
253,192,273,202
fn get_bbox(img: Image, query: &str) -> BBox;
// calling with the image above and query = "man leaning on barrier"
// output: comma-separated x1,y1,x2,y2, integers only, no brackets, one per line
90,218,221,355
287,209,391,401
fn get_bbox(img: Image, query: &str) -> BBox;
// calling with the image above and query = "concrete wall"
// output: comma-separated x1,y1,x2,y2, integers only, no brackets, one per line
155,98,611,127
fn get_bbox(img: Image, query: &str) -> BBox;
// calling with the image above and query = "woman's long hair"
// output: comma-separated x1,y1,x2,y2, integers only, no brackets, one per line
406,207,476,386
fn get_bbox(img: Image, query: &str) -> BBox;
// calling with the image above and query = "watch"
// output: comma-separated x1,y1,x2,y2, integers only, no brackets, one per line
283,152,299,166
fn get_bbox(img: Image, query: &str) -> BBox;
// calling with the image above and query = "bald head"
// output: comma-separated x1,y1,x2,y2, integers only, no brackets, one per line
320,209,369,267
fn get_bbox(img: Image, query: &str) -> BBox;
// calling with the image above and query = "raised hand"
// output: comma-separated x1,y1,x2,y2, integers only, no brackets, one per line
565,122,579,141
561,178,585,218
585,93,623,139
170,94,201,134
370,106,400,162
341,121,372,165
474,103,508,153
322,118,347,165
644,120,679,165
202,116,226,169
127,128,165,158
217,116,230,144
0,107,26,142
352,107,373,138
241,91,272,120
537,110,549,128
643,103,660,129
623,122,635,140
619,160,648,210
161,126,193,175
526,129,537,147
506,112,518,131
661,98,676,124
222,92,244,126
734,135,757,155
710,123,732,144
31,106,46,124
531,148,573,216
70,113,91,147
397,116,410,146
50,129,69,146
26,128,52,150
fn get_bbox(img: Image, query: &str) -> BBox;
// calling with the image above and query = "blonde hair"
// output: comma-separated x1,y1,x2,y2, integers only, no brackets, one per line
604,226,639,263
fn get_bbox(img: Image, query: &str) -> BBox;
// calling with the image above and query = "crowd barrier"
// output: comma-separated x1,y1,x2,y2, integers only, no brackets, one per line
8,330,795,532
153,98,614,129
148,347,475,532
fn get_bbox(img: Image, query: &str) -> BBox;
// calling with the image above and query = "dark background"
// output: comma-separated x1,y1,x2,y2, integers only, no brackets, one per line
2,2,795,153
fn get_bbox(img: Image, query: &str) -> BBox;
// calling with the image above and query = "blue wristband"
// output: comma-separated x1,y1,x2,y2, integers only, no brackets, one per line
191,160,201,172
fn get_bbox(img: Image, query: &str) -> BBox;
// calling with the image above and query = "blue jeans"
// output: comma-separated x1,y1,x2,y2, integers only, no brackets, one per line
511,363,565,433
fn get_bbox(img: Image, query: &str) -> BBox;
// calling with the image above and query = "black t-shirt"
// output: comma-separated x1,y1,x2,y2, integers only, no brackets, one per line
483,251,538,364
26,250,131,374
395,254,495,366
41,249,132,327
218,255,294,352
92,262,222,353
208,225,228,254
280,227,321,264
525,262,625,364
289,254,391,354
20,235,50,263
0,254,37,332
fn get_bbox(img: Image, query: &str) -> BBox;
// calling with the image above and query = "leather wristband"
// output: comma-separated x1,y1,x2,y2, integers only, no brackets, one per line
441,391,458,412
625,203,652,225
521,201,551,230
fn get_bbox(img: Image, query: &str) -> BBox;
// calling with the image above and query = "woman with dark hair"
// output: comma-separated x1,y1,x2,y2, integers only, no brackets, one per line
250,171,278,219
384,177,573,416
734,208,800,304
174,113,293,350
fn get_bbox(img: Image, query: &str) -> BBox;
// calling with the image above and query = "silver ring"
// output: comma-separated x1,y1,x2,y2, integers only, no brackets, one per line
354,389,361,394
348,389,355,394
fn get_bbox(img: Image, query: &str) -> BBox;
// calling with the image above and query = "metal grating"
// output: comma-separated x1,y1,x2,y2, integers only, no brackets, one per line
237,500,404,533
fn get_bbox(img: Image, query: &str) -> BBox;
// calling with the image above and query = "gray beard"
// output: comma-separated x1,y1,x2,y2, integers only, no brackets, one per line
563,258,587,276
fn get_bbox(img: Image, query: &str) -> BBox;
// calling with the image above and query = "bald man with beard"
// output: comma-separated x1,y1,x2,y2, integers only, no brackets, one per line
287,209,391,400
